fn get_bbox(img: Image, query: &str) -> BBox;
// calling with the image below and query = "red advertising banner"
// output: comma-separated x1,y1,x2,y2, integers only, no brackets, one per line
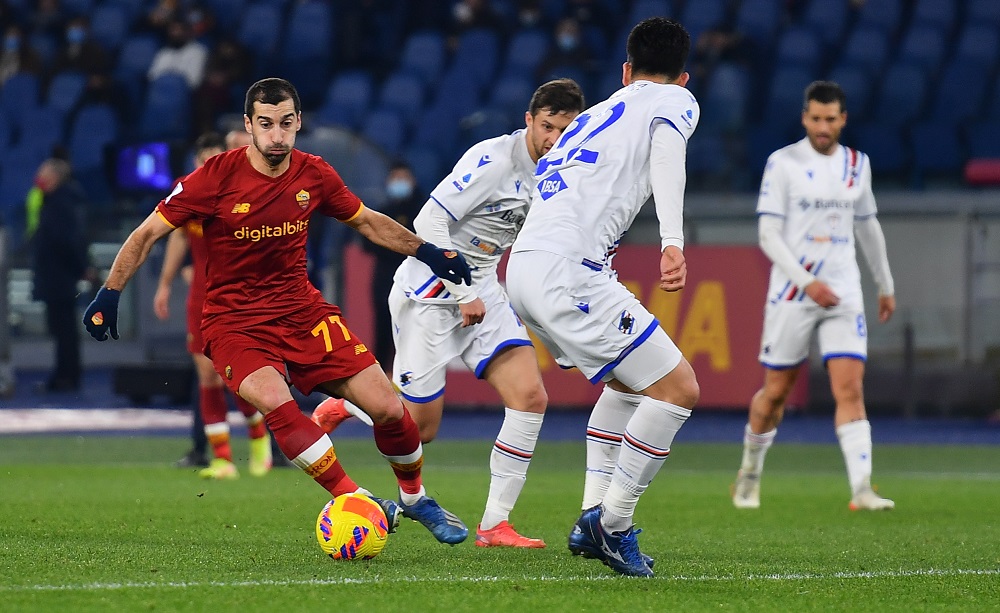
342,243,806,410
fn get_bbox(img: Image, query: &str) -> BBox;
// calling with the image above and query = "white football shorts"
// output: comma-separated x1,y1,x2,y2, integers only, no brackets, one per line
388,280,532,403
507,250,682,392
758,300,868,368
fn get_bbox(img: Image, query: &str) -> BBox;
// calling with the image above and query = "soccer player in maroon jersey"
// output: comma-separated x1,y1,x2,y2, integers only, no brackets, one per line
153,132,273,480
84,78,472,544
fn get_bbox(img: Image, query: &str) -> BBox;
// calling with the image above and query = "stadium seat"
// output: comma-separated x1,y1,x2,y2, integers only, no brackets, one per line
826,64,873,123
430,67,483,117
775,27,824,72
686,132,728,177
679,0,726,43
744,123,794,179
238,2,283,73
0,111,9,149
965,122,1000,158
500,28,550,78
0,72,40,120
838,26,891,75
316,71,374,130
411,103,462,163
897,24,946,75
0,146,44,244
760,66,813,137
404,145,443,193
490,74,534,118
89,4,129,53
60,0,94,18
856,0,904,35
872,62,928,127
699,63,749,134
399,31,447,84
450,29,500,92
68,104,119,172
801,0,849,45
103,0,147,22
628,0,672,24
46,71,87,118
954,25,999,73
114,35,160,82
967,0,1000,28
853,123,907,175
926,59,988,125
377,71,425,126
735,0,781,50
205,0,247,35
282,1,332,61
138,74,191,140
361,108,406,154
911,0,956,33
21,106,63,158
910,121,963,177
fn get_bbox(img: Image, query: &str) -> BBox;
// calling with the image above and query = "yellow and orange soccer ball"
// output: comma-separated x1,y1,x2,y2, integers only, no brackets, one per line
315,493,389,560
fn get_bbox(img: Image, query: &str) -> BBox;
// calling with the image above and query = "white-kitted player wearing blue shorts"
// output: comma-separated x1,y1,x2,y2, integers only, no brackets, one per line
507,17,700,577
732,80,896,512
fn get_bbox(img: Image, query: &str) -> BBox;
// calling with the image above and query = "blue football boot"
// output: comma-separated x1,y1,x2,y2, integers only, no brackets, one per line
368,495,402,533
577,506,654,577
569,506,655,569
399,495,468,544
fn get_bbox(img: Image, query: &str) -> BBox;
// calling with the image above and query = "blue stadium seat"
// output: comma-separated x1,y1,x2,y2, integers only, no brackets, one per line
536,64,590,102
954,25,999,72
404,145,443,193
775,27,824,72
679,0,726,42
857,0,904,35
0,72,40,119
60,0,94,18
0,146,44,241
377,71,425,125
316,71,374,130
361,108,406,154
89,4,129,53
735,0,781,49
114,35,160,82
205,0,247,35
490,74,534,117
910,122,963,176
451,29,500,92
138,74,191,140
967,0,1000,28
926,59,988,125
501,28,550,78
21,106,63,157
103,0,147,22
686,132,727,177
912,0,956,33
238,2,283,71
873,62,928,127
460,107,516,152
46,71,87,117
699,63,749,134
989,74,1000,120
68,103,118,172
838,26,891,75
0,110,9,149
853,123,906,175
411,103,461,163
282,1,332,61
801,0,849,45
744,123,794,179
826,64,873,122
430,67,483,117
897,24,946,75
628,0,672,24
965,122,1000,158
761,66,813,137
400,31,447,84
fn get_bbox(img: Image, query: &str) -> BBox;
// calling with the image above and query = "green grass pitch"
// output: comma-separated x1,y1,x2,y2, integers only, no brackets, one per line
1,435,998,612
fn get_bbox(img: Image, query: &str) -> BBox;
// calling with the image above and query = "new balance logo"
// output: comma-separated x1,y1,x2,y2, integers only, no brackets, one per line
231,202,251,213
354,344,368,355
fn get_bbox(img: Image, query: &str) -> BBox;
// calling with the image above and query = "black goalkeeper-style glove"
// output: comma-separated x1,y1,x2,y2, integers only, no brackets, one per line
415,243,473,285
83,288,121,341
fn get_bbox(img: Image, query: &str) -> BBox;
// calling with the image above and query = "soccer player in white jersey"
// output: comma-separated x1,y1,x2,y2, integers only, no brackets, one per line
506,17,699,577
731,81,896,512
313,79,585,547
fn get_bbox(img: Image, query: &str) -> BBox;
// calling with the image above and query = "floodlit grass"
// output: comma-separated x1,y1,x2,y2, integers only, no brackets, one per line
1,435,998,612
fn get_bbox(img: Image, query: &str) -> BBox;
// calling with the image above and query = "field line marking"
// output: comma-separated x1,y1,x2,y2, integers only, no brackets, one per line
3,568,999,592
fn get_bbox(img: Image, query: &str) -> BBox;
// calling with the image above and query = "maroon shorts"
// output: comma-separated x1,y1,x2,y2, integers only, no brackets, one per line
186,293,206,355
203,301,377,396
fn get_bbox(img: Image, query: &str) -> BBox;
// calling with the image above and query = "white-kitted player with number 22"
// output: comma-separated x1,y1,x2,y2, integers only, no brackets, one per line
506,17,699,578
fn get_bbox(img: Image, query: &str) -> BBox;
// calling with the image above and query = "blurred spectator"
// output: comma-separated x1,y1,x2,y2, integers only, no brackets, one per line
193,37,250,134
147,18,208,88
185,2,215,41
565,0,613,33
449,0,504,39
516,0,542,29
537,17,595,82
141,0,182,37
0,25,42,84
692,24,753,81
225,128,251,150
26,158,89,393
27,0,65,40
365,161,423,369
51,16,114,107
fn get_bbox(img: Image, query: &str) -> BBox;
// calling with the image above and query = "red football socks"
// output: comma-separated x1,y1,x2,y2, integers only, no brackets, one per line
265,400,357,496
373,405,424,495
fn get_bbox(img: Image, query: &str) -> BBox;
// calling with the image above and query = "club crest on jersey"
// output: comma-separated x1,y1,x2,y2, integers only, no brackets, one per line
225,365,232,380
538,171,567,201
296,189,310,209
399,371,413,386
617,310,636,334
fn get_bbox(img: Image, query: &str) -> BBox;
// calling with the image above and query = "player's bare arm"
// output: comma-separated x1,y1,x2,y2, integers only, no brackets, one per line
105,212,176,291
153,229,189,320
659,245,686,292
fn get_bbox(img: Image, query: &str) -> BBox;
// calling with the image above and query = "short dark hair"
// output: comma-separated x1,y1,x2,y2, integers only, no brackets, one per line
804,80,847,113
194,132,225,153
244,78,301,118
626,17,690,80
528,78,586,116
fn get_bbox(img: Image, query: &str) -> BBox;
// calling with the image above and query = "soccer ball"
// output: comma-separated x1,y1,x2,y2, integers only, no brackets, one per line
315,493,390,560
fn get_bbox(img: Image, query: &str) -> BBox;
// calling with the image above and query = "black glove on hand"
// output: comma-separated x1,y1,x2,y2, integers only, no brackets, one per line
415,243,472,285
83,288,121,341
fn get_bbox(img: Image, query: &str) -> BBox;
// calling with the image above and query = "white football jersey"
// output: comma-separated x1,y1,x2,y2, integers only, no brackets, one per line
757,137,878,305
511,81,699,269
395,130,537,303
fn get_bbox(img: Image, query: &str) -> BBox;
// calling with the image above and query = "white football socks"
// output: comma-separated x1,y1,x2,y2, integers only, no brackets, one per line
480,408,543,530
836,419,874,495
739,424,777,475
582,387,643,509
601,397,691,533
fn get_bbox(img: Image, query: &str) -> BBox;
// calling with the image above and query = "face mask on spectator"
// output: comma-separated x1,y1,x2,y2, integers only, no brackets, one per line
386,179,414,200
558,33,579,52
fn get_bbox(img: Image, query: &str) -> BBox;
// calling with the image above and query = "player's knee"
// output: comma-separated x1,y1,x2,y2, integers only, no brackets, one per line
674,376,700,410
832,379,863,405
417,421,439,444
516,383,547,414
